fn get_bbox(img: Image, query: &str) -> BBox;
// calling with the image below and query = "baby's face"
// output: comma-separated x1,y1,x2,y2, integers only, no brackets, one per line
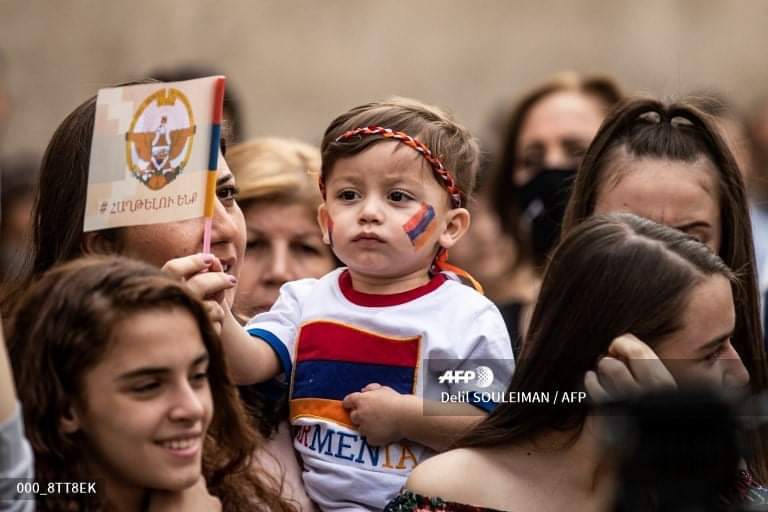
319,141,462,280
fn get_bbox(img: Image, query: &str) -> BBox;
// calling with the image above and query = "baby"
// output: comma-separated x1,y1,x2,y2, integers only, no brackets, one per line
220,98,514,511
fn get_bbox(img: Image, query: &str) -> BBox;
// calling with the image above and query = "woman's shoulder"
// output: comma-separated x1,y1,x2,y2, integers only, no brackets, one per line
408,448,479,487
403,448,506,508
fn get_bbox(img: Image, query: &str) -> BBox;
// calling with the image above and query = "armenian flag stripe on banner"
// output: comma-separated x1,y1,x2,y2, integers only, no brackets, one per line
290,398,357,429
290,321,420,428
292,360,416,400
295,321,420,366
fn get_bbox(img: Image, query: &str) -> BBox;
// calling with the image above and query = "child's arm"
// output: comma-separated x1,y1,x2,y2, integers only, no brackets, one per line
219,308,281,385
343,384,485,451
162,253,289,385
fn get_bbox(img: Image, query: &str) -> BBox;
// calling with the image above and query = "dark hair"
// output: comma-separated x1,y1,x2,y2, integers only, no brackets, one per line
8,256,294,511
490,72,623,268
30,81,167,279
0,153,39,283
321,97,480,204
562,98,767,389
458,213,736,450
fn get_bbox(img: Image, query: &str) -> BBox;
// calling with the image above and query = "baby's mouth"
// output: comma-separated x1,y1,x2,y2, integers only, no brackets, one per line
352,233,385,243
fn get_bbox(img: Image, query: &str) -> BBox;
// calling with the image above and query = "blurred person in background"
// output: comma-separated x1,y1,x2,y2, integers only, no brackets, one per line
486,72,623,353
689,92,768,353
0,313,33,510
0,154,37,290
0,50,11,153
447,185,522,303
227,137,339,511
748,99,768,350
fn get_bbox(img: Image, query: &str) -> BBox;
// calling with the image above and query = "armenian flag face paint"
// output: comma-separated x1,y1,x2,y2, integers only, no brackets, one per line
402,202,437,251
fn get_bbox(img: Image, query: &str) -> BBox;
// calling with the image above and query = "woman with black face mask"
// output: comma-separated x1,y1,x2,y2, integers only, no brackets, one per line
489,72,623,355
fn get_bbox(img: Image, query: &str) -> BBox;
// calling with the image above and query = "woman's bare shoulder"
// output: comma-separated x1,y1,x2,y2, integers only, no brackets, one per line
405,448,498,499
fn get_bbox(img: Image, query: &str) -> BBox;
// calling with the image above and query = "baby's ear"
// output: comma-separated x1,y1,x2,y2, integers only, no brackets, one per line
317,204,332,246
439,207,470,249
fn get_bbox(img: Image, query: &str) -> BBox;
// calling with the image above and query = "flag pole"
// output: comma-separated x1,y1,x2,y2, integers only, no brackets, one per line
203,76,226,254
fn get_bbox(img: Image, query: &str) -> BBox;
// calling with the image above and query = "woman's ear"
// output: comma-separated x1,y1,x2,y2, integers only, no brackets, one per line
439,208,471,249
59,405,81,434
317,204,332,246
81,231,120,256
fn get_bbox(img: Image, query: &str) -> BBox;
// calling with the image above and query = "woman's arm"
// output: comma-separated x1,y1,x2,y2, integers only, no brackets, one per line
0,319,36,511
0,319,17,423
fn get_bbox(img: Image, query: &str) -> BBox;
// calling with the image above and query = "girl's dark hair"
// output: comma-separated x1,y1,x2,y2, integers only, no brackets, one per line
458,213,737,449
490,72,623,268
560,99,768,481
562,98,767,387
9,256,294,511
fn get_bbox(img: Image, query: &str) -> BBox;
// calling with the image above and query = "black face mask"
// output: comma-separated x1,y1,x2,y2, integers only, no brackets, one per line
516,168,577,263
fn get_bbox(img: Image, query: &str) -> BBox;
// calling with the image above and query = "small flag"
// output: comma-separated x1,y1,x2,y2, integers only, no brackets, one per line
84,77,224,232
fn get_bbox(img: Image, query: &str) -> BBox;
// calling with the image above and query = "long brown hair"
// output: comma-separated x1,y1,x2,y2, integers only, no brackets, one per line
9,256,295,511
561,98,768,480
458,213,736,445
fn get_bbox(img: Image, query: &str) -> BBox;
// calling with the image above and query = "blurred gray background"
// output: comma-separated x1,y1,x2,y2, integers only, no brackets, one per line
1,0,767,155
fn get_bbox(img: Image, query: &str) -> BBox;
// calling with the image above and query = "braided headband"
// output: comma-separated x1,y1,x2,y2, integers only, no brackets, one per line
322,126,464,208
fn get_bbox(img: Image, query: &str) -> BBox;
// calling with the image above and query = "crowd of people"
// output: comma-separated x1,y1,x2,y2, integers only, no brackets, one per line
0,69,766,511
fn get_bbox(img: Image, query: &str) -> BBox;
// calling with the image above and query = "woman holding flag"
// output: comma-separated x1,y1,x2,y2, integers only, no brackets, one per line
27,79,245,319
3,79,295,509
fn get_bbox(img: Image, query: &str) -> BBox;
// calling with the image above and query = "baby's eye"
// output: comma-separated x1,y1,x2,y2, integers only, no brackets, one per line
337,190,360,201
388,190,413,203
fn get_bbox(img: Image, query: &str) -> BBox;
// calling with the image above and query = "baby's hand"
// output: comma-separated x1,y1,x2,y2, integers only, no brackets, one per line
342,383,408,446
584,334,677,403
162,253,237,301
162,253,236,334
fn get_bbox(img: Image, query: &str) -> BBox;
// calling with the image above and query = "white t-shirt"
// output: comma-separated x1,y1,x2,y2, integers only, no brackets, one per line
247,268,514,511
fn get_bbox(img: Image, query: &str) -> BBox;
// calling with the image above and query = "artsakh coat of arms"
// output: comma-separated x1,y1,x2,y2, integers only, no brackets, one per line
125,88,196,190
